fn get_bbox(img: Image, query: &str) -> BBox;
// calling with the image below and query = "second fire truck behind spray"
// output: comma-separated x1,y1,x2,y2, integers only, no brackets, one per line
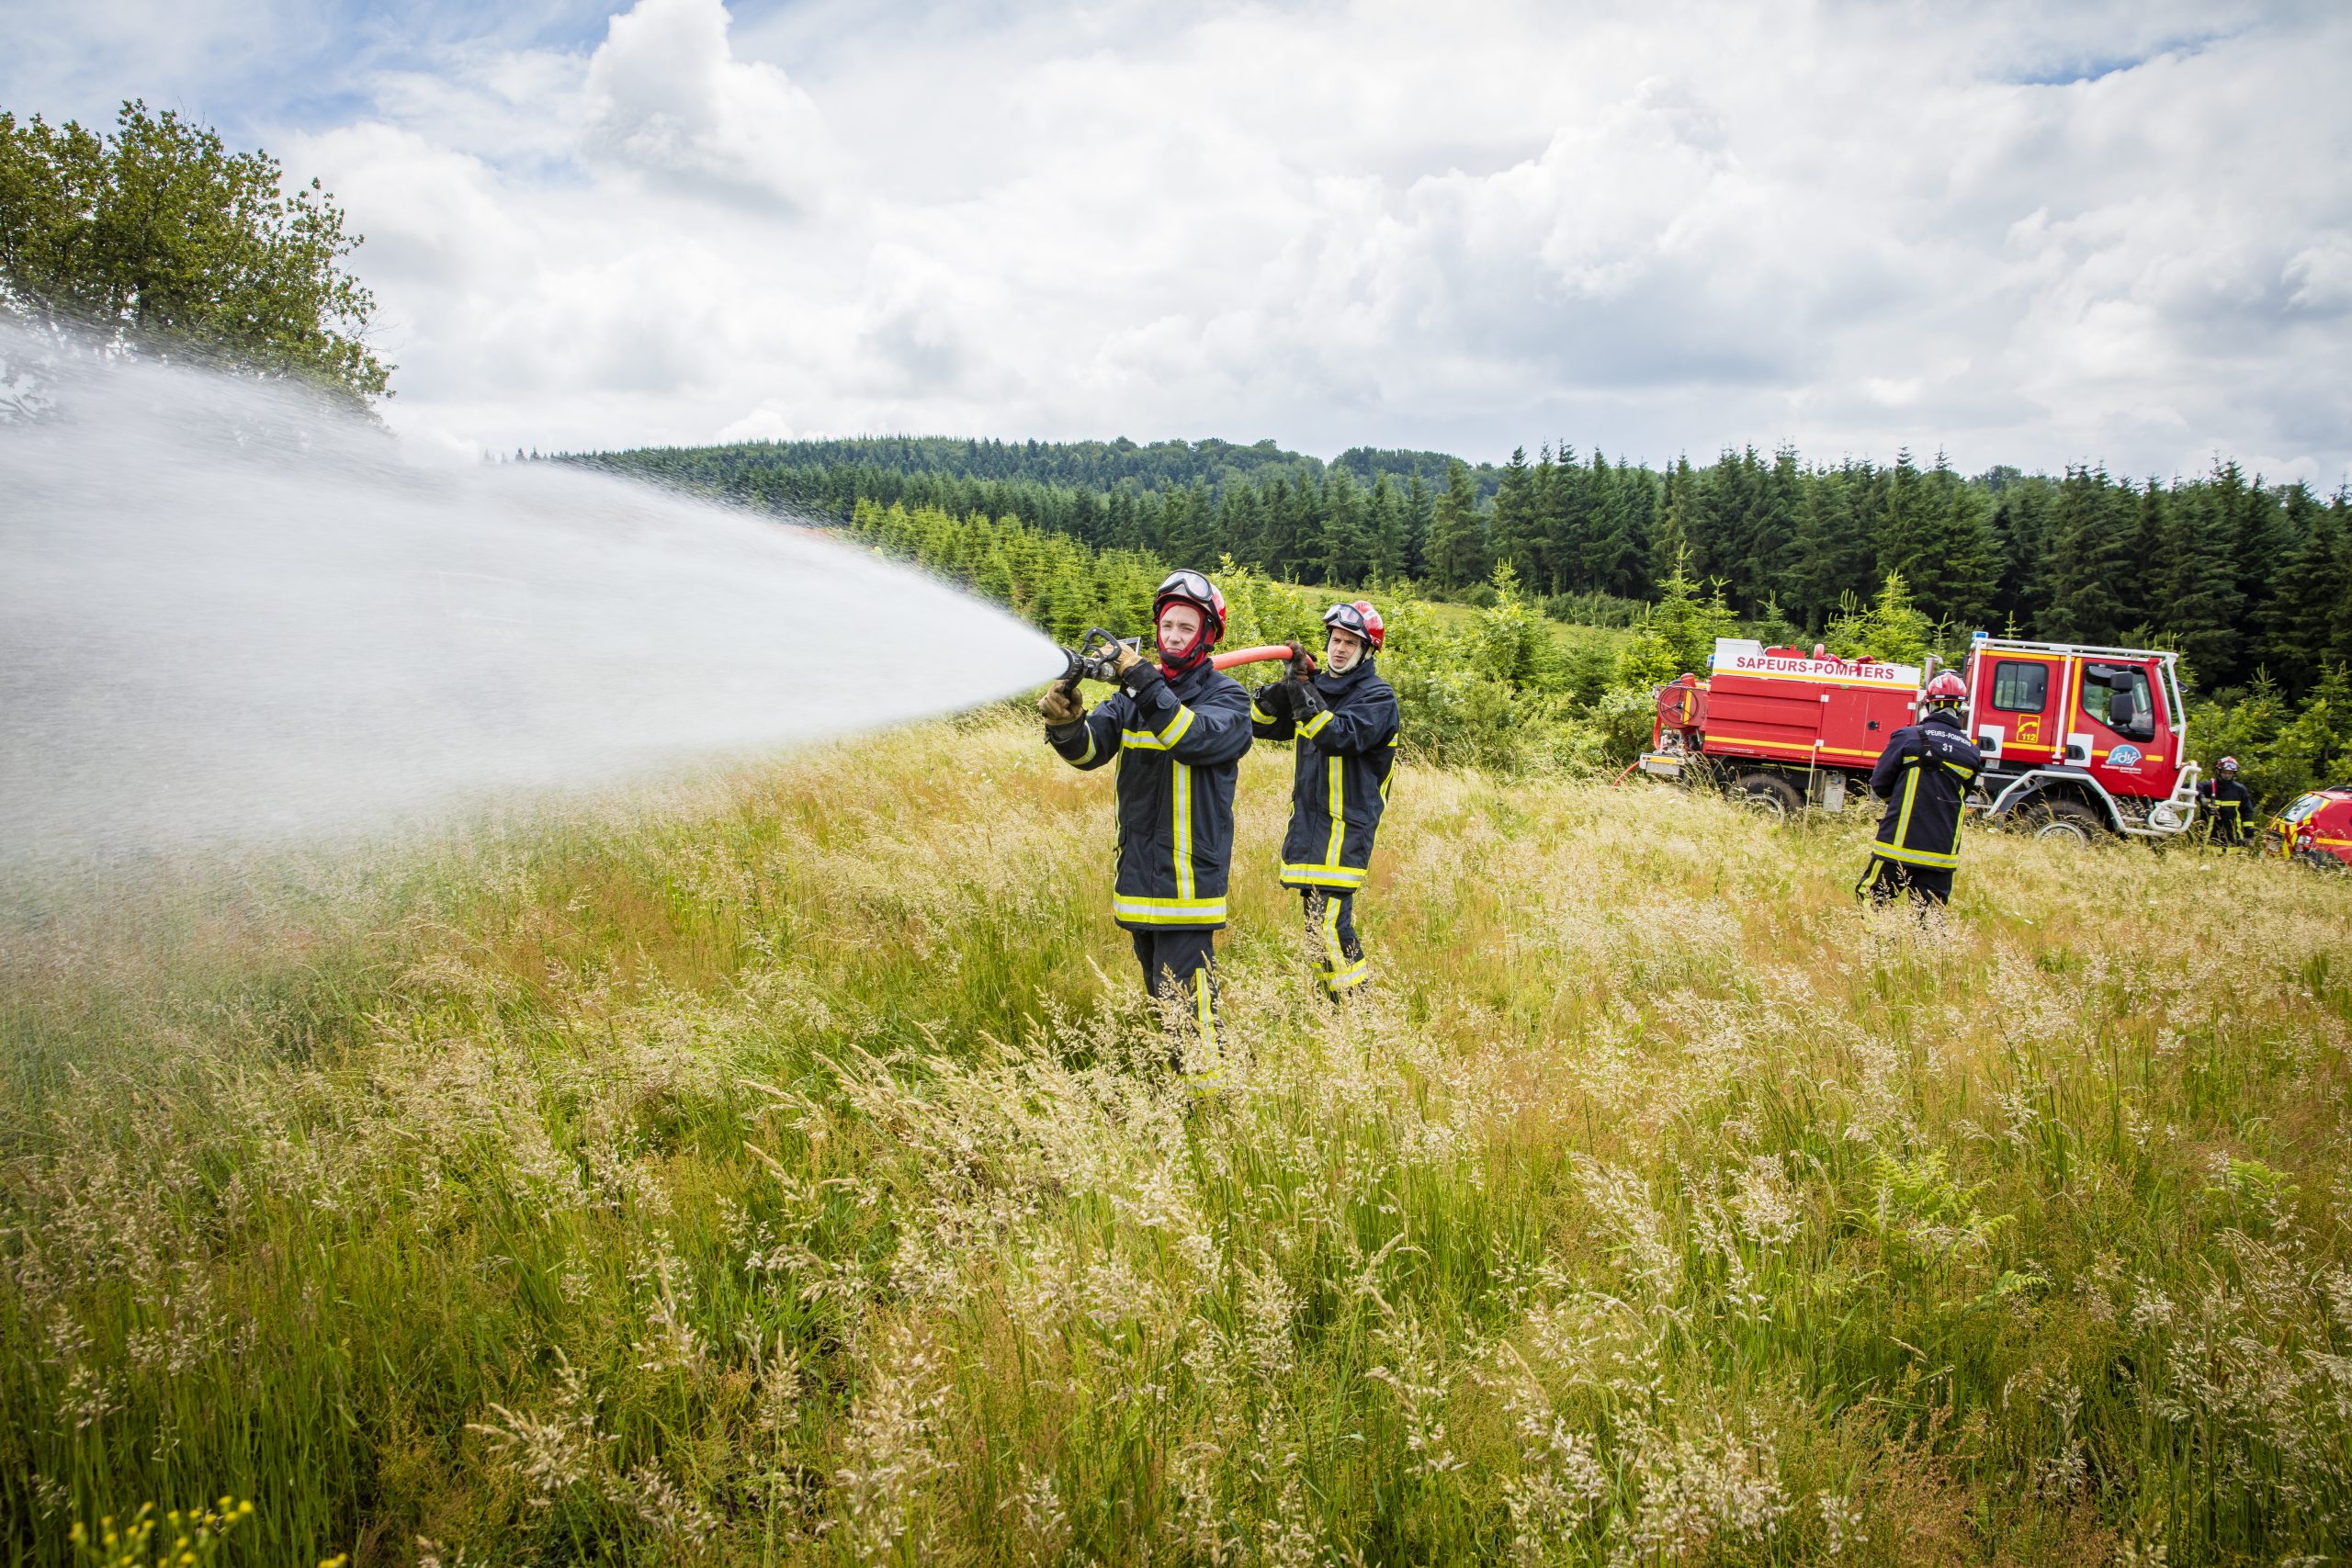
1639,634,2203,843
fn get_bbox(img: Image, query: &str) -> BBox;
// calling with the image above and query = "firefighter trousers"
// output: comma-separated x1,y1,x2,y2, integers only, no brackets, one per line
1130,930,1225,1084
1303,890,1368,997
1860,855,1952,908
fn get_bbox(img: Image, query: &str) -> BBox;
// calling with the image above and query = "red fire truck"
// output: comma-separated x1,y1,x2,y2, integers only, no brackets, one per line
1639,634,2202,843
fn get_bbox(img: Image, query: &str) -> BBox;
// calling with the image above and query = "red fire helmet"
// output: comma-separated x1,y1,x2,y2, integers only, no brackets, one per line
1152,570,1227,643
1923,671,1968,709
1324,599,1385,650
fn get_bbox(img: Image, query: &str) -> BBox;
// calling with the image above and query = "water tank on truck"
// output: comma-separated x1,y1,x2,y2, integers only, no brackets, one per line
1639,634,2204,843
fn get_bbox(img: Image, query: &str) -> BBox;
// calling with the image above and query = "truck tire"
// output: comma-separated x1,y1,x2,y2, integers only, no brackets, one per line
1733,772,1804,822
2025,798,2107,845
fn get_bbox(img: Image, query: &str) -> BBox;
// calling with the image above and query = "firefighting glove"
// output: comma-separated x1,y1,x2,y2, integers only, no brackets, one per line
1286,640,1318,682
1292,679,1328,720
1118,649,1169,704
1255,679,1293,719
1038,684,1084,727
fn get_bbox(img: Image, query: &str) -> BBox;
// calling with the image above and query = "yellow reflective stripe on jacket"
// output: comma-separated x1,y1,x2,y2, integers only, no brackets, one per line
1075,729,1098,766
1279,862,1369,887
1172,761,1193,901
1298,708,1333,739
1871,843,1960,870
1324,754,1346,867
1121,705,1194,750
1113,895,1227,924
1892,765,1920,848
1250,699,1276,725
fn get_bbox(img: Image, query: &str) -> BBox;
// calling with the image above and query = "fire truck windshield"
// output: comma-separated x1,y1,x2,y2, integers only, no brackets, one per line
2083,666,2156,740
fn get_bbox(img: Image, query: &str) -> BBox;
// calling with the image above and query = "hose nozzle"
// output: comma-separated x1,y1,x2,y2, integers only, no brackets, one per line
1058,627,1137,693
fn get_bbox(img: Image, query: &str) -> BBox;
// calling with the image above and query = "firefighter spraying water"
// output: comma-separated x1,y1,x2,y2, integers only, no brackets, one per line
1039,570,1259,1087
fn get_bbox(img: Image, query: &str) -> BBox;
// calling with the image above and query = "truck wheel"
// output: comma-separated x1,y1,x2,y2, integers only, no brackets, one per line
2026,798,2106,845
1733,772,1804,822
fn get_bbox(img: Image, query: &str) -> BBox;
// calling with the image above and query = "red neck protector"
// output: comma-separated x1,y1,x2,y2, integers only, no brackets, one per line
1159,638,1212,679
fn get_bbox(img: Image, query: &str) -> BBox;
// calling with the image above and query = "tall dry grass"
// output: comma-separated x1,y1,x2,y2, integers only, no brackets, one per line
4,711,2350,1565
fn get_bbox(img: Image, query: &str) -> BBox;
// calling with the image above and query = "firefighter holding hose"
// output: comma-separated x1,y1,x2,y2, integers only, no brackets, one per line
1252,601,1400,998
1037,570,1253,1085
1860,671,1983,908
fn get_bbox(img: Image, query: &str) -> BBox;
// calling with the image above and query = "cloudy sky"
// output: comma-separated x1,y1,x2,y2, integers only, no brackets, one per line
7,0,2348,481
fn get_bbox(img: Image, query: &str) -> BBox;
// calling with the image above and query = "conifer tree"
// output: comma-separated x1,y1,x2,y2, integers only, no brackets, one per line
1323,467,1369,585
1489,446,1542,588
1426,459,1488,589
1653,457,1698,584
1290,468,1329,583
1582,452,1645,600
1917,452,2001,631
2266,489,2352,687
2039,465,2137,645
1403,473,1434,580
1256,476,1297,578
1368,473,1408,582
1621,546,1737,686
1989,474,2058,633
1542,442,1591,594
2155,476,2241,681
1871,450,1933,602
1826,571,1934,667
1781,462,1866,629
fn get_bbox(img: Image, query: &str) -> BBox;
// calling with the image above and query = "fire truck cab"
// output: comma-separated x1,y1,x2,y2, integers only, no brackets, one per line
1959,635,2199,841
1641,633,2201,843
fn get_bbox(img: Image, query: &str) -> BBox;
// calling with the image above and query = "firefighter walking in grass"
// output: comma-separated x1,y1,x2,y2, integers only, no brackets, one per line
1860,671,1983,908
1038,570,1253,1084
1252,601,1400,998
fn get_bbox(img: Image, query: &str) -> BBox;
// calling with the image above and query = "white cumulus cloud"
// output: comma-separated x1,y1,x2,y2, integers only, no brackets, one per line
5,0,2346,483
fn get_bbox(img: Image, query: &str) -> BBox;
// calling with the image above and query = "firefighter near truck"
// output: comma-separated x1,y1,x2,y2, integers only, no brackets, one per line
1639,633,2204,845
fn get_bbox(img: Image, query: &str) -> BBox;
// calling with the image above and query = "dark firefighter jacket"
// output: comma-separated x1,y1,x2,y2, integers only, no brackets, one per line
1869,708,1984,871
2199,777,2253,842
1251,658,1401,892
1047,659,1253,930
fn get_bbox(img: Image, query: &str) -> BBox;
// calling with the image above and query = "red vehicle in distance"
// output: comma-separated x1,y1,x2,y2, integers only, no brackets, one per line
2266,786,2352,870
1641,633,2201,844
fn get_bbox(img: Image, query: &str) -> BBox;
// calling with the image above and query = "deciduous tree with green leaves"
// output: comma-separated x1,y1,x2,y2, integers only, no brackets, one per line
0,99,389,403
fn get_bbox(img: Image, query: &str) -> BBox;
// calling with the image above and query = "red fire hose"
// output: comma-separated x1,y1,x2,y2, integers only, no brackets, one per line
1211,645,1299,671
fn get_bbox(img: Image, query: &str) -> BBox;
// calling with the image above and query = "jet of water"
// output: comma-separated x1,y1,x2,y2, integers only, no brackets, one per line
0,324,1063,865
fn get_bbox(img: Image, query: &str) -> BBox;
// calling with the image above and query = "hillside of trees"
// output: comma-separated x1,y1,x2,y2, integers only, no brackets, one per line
578,436,2352,704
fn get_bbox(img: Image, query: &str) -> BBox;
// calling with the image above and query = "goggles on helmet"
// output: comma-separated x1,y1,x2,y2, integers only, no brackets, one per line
1321,599,1385,649
1158,570,1215,604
